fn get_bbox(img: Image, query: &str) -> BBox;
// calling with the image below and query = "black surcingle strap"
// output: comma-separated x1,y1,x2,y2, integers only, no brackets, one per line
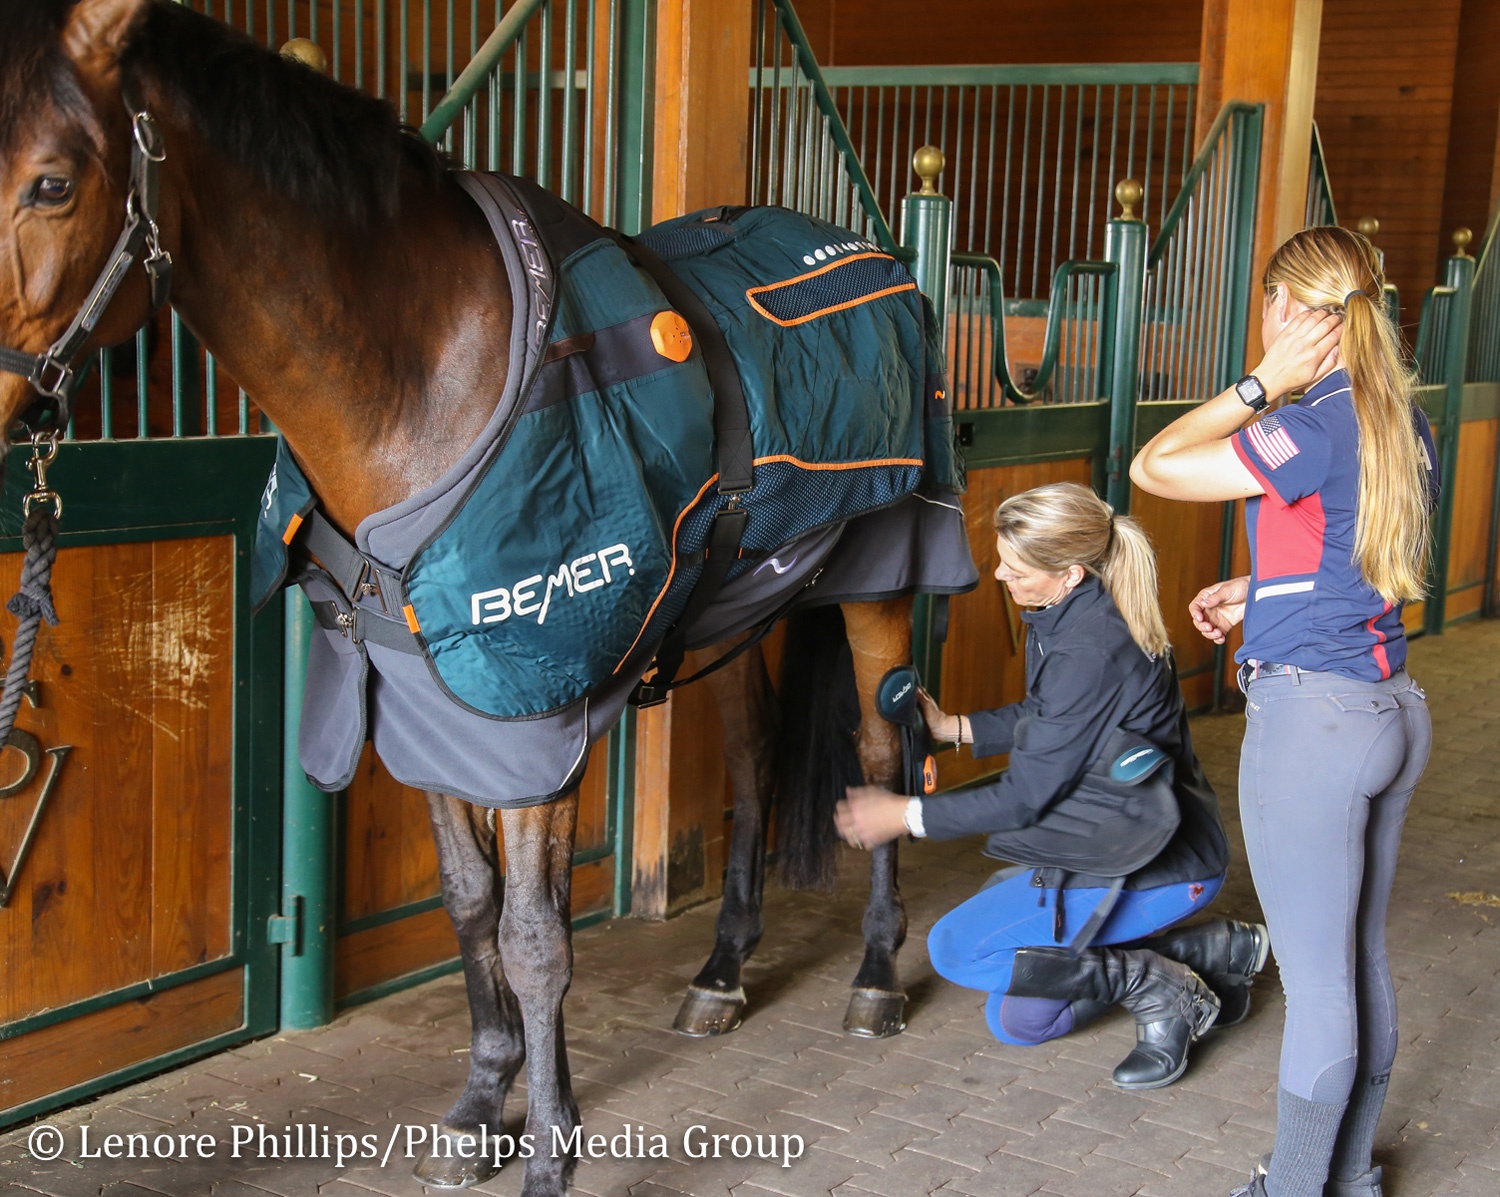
610,231,756,707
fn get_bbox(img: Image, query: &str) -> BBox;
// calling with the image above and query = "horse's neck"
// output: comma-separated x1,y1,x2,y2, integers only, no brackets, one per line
165,127,512,532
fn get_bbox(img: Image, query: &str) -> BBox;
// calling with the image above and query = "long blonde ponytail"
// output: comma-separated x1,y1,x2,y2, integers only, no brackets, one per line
994,482,1170,658
1263,228,1431,602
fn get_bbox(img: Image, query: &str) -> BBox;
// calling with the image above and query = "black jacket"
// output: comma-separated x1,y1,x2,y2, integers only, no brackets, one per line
920,576,1228,889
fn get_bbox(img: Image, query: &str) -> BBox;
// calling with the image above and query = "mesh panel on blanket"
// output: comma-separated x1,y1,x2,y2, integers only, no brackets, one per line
747,254,917,327
634,217,738,260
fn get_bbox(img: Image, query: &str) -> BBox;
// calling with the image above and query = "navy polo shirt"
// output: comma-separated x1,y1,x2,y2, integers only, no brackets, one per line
1230,368,1439,681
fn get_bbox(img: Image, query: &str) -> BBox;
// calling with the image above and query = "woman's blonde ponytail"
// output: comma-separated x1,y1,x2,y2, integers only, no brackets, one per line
1263,229,1431,602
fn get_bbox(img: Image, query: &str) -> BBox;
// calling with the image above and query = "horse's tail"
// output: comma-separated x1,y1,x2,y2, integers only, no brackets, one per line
774,605,864,891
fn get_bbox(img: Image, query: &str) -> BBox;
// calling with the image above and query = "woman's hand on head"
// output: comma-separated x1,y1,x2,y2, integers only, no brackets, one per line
835,786,910,851
1257,308,1343,399
1189,575,1249,644
917,688,963,743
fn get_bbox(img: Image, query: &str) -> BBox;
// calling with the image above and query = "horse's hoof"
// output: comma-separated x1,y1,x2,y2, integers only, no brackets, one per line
843,987,907,1037
673,985,745,1036
411,1124,501,1189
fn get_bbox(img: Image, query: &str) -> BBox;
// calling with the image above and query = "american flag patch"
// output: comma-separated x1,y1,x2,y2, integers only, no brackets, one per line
1246,413,1300,468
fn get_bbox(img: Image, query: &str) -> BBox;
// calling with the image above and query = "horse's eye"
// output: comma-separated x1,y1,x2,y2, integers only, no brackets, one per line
33,176,74,207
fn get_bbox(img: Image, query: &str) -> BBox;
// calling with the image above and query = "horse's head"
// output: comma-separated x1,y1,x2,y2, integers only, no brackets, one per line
0,0,168,442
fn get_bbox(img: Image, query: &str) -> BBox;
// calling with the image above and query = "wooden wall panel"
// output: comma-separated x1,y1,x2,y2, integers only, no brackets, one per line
0,537,236,1027
935,458,1093,791
1314,0,1463,322
1445,417,1498,621
799,0,1203,67
0,969,243,1117
1440,0,1500,253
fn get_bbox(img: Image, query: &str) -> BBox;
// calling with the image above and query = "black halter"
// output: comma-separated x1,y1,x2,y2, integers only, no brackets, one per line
0,100,172,431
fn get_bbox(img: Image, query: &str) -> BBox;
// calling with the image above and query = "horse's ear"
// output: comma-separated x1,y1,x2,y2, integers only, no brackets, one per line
61,0,150,82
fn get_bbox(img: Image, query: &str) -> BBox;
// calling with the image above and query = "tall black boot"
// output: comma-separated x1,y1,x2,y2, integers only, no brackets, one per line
1131,918,1270,1027
1008,945,1220,1090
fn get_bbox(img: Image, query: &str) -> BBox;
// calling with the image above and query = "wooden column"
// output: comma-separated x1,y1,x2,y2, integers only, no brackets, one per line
651,0,753,221
632,0,752,919
1198,0,1324,338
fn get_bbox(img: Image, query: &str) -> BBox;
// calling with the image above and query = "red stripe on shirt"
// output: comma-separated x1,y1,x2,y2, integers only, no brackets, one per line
1256,491,1326,578
1366,601,1393,679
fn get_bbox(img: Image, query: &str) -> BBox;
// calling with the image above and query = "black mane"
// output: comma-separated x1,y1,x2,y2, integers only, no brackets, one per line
2,0,444,229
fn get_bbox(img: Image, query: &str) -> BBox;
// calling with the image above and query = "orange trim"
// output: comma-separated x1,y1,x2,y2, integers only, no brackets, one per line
281,513,304,545
752,453,924,471
745,253,916,328
609,455,924,675
403,604,421,634
611,472,723,674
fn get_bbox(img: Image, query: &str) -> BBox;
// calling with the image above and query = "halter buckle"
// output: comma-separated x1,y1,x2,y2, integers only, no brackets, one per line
27,354,74,402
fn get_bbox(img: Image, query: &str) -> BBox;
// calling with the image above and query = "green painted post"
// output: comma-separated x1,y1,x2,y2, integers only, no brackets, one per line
1426,237,1475,635
899,146,952,326
900,147,951,692
277,589,336,1029
614,0,655,235
1105,179,1146,515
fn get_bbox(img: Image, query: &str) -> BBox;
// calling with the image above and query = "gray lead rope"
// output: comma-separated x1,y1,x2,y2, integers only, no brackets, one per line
0,434,62,750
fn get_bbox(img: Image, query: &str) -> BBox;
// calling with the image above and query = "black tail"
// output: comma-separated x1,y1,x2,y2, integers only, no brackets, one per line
774,605,865,890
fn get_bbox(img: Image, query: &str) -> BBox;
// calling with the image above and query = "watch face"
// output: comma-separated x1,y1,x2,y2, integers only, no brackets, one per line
1236,376,1267,408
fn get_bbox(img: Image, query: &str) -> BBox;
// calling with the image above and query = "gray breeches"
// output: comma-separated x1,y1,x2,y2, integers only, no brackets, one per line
1238,667,1431,1103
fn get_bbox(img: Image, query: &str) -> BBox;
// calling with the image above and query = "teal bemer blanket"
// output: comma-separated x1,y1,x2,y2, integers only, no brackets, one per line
254,175,961,723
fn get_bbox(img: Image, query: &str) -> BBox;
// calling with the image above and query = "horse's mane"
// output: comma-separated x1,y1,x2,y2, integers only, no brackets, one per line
3,0,444,230
123,2,444,228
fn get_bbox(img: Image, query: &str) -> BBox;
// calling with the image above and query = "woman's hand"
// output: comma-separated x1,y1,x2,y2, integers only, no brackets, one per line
1189,575,1250,644
917,688,964,743
835,786,910,851
1255,309,1343,399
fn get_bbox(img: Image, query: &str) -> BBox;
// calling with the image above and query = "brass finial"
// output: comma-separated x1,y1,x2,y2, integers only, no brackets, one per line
912,146,945,196
281,38,329,73
1356,216,1379,239
1115,178,1143,221
1453,227,1474,258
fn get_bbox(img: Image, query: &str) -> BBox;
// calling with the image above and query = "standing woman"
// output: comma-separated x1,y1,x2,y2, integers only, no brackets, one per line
1131,227,1437,1197
836,482,1267,1091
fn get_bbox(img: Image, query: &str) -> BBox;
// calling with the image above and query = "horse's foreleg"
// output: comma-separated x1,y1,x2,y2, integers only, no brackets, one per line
413,793,523,1188
498,790,580,1197
673,640,777,1037
841,596,913,1038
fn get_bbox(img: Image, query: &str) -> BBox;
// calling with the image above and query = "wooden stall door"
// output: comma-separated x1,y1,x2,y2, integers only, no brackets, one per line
0,439,281,1128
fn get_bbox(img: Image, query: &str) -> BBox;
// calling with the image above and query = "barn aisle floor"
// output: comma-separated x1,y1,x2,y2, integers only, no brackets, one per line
3,619,1498,1197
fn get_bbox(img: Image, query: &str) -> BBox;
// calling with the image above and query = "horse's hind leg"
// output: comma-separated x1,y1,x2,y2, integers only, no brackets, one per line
673,638,778,1036
499,790,581,1197
841,596,913,1037
413,793,524,1189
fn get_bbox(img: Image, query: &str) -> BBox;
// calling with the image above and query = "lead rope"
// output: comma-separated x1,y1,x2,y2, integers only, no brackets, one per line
0,432,62,749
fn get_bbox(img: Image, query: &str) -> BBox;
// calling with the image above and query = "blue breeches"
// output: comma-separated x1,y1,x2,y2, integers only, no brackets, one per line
927,870,1224,1045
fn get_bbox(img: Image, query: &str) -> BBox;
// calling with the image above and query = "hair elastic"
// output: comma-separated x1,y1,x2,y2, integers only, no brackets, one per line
1344,289,1364,308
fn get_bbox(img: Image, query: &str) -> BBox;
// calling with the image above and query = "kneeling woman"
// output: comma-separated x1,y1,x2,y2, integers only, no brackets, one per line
836,482,1265,1088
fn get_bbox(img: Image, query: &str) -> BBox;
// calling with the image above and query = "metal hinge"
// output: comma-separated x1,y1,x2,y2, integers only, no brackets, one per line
267,896,304,955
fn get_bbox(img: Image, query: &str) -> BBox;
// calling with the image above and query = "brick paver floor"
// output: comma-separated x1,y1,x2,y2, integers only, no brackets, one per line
3,620,1498,1197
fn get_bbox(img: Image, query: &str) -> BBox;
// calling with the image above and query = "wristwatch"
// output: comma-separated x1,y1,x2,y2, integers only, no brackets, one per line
1235,374,1269,413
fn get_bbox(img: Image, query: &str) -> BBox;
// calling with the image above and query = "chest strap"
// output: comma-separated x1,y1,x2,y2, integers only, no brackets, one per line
289,509,422,654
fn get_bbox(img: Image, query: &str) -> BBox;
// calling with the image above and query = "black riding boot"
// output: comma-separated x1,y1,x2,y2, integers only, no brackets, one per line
1008,945,1220,1090
1131,918,1270,1028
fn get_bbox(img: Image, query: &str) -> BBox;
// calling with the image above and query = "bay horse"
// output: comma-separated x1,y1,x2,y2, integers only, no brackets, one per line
0,2,972,1192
